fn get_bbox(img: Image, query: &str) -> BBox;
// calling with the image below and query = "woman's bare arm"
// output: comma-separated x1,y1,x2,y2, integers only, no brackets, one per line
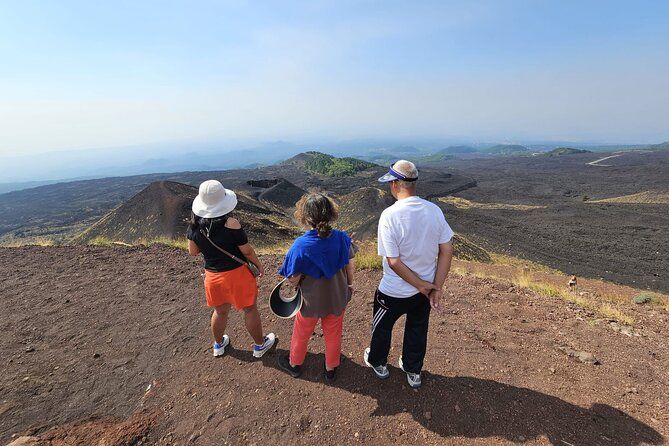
188,239,200,256
225,217,264,277
238,243,264,277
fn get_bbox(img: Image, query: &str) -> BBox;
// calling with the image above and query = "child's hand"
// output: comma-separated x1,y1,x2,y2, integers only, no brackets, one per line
287,274,303,287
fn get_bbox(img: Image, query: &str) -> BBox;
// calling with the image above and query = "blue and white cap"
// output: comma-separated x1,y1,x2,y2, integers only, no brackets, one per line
377,162,419,183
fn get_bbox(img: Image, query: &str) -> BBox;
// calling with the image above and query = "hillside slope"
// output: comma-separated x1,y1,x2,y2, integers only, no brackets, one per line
0,246,665,445
254,179,306,209
76,181,300,246
75,181,195,243
337,187,395,239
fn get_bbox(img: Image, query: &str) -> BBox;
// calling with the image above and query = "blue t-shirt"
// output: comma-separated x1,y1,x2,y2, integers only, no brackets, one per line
279,229,352,279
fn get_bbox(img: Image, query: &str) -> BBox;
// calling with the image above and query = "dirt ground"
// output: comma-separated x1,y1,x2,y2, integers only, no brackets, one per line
1,245,667,445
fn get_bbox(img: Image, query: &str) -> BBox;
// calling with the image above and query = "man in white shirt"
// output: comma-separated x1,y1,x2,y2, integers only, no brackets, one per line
363,160,454,388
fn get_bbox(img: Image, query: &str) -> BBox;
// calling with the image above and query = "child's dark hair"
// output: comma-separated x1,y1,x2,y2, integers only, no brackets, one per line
294,193,339,238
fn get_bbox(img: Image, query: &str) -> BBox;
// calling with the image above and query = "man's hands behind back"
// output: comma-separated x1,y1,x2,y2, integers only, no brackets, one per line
428,289,443,312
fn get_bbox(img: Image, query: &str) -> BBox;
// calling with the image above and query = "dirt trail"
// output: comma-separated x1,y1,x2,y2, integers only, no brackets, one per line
0,246,667,445
587,154,624,167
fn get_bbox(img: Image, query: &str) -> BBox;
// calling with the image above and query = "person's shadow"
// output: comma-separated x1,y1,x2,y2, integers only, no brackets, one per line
227,347,663,445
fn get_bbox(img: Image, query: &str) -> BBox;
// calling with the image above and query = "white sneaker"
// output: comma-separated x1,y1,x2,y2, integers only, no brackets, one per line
213,335,230,357
398,356,422,388
363,347,390,379
252,333,277,358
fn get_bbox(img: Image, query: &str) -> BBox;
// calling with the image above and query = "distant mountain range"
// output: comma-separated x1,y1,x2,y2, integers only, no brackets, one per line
405,140,669,163
0,179,70,195
2,139,667,194
648,141,669,151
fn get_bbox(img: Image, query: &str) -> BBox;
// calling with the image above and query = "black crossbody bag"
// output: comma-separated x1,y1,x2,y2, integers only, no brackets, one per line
199,228,260,278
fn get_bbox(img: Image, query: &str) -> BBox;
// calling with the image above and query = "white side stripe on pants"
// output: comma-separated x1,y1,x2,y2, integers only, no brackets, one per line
371,307,384,328
371,309,387,335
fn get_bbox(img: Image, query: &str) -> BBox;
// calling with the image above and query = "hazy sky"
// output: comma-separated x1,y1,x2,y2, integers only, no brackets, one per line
1,0,668,156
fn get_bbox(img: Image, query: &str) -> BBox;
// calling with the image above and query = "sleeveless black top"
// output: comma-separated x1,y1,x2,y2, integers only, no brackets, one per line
187,215,250,272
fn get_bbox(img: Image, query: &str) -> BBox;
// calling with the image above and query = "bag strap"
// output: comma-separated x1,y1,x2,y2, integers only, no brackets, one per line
199,228,247,266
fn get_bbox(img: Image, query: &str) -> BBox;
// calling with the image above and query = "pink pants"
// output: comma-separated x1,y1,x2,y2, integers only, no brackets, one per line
289,311,344,369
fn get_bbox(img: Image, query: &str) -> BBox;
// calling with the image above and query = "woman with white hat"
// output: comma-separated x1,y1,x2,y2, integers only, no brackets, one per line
187,180,276,358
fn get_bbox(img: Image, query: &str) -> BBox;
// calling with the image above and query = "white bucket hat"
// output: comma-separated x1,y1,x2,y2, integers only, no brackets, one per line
192,180,238,218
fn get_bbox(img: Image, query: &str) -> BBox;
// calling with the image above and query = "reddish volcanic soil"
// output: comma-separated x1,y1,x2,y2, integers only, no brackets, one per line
0,246,667,445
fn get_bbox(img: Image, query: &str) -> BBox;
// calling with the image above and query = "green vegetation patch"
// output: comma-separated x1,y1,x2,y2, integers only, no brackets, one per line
416,152,455,163
511,271,635,325
484,144,530,155
304,151,376,177
353,242,383,270
544,147,591,156
88,236,188,250
632,292,663,305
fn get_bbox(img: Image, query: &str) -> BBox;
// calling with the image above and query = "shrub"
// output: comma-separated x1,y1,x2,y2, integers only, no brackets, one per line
89,237,116,247
354,242,382,270
632,292,663,305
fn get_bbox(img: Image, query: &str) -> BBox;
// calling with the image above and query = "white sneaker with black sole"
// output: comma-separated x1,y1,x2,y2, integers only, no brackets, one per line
398,356,422,388
363,347,390,379
213,335,230,357
252,333,277,358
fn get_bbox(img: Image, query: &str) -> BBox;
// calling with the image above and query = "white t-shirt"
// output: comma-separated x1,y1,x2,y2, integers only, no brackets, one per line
377,196,454,298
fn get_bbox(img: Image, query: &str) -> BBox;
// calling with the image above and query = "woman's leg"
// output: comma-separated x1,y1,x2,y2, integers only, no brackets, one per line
243,304,265,345
322,312,345,370
211,304,231,344
290,312,318,367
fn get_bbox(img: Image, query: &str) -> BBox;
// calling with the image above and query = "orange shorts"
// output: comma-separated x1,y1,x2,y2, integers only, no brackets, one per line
204,266,258,309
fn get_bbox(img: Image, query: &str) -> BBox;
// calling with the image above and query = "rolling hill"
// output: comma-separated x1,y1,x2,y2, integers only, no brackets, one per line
484,144,530,155
282,151,377,177
248,178,306,209
337,187,395,239
647,141,669,151
544,147,591,156
75,181,195,244
75,181,300,247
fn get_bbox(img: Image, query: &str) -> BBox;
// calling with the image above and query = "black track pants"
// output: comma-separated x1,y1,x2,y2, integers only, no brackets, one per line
367,289,431,373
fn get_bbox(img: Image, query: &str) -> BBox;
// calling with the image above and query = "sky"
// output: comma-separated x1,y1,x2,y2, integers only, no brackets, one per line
1,0,669,157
